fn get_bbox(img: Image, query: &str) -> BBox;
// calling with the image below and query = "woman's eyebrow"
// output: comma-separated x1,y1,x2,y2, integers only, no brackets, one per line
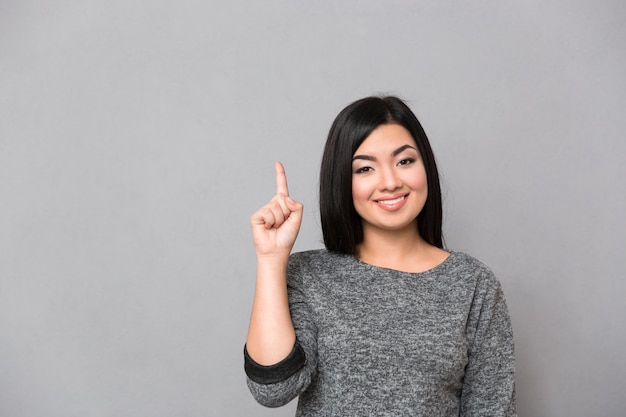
352,154,376,162
391,144,418,157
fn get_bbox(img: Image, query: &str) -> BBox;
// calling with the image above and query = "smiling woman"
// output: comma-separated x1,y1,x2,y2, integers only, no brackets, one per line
244,96,516,416
350,123,443,272
319,97,444,256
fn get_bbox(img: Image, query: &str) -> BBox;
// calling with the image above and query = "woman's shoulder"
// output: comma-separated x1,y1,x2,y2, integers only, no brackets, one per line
446,250,491,271
445,250,503,289
288,249,347,269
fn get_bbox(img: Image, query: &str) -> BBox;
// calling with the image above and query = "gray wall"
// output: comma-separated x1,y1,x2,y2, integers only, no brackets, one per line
1,1,624,416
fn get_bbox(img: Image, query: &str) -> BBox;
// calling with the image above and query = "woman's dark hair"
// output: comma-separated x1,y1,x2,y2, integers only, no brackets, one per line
319,96,443,255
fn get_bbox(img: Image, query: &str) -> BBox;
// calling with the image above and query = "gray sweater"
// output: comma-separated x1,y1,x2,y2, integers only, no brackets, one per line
245,250,516,416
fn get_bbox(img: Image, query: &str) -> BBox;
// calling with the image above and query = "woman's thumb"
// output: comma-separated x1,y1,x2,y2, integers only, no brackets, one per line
286,197,304,221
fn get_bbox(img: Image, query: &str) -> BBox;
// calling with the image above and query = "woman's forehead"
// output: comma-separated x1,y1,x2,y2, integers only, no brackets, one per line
354,124,417,155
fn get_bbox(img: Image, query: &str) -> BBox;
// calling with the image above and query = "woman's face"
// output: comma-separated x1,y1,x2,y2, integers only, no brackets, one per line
351,123,428,236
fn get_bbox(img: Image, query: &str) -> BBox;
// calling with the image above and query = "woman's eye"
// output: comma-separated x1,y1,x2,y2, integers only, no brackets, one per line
354,166,372,174
398,158,415,166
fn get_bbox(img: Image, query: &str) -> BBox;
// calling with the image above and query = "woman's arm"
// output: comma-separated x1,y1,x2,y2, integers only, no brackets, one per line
461,271,517,416
244,253,318,408
246,162,303,365
246,257,297,364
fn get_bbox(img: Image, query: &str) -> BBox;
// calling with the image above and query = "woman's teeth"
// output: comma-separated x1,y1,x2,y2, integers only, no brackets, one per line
377,196,405,205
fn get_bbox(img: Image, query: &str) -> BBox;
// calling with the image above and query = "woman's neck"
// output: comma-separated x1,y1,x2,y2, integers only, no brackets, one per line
356,226,448,273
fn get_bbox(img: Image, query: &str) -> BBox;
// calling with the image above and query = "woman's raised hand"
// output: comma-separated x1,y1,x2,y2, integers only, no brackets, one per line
250,162,304,259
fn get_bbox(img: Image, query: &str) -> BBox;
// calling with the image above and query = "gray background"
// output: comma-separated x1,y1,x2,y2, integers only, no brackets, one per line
1,1,624,416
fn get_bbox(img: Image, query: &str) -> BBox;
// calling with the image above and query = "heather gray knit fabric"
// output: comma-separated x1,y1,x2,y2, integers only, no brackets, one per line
246,250,516,416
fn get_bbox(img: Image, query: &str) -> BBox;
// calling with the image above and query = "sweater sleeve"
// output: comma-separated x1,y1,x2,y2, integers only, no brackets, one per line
244,341,306,384
244,253,318,408
460,268,517,416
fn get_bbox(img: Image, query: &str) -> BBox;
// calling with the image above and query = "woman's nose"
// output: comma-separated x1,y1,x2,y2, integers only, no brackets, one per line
379,167,402,191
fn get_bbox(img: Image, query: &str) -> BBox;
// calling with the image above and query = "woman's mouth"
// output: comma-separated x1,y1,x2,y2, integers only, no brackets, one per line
376,195,406,205
374,194,409,210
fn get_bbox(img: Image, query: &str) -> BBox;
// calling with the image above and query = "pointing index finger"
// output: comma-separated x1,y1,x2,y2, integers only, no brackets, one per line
275,161,289,196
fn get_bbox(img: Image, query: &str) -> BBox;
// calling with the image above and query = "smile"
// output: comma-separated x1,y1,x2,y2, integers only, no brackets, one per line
374,194,409,211
376,195,406,205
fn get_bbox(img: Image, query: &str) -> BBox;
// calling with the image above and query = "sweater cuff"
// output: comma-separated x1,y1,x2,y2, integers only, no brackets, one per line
244,341,306,385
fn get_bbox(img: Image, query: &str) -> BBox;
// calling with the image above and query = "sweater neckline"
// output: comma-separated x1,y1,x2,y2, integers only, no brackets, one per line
341,250,456,277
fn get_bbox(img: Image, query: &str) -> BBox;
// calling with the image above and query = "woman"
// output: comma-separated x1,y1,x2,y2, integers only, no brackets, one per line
244,96,516,416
